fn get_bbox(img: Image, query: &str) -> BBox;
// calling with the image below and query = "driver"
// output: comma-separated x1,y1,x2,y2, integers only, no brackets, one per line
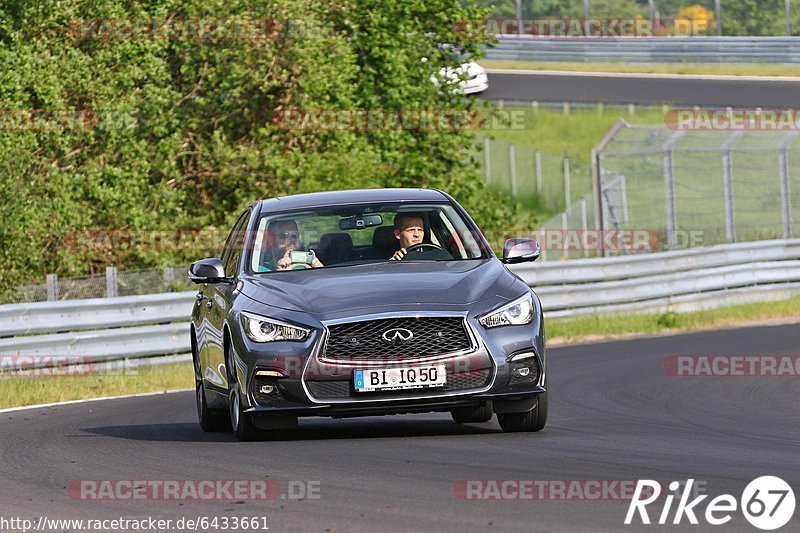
390,213,425,261
261,219,323,271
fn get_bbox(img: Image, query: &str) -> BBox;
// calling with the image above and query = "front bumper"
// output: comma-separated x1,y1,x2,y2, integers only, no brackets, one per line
463,73,489,95
230,309,546,419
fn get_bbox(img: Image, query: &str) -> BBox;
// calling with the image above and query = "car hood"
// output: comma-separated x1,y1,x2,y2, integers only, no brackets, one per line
240,259,518,321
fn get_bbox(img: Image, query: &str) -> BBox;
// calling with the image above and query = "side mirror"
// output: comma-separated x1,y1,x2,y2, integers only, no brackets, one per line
501,238,540,264
189,258,228,284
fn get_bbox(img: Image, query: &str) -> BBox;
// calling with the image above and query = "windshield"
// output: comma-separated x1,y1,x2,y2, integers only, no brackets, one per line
248,202,489,274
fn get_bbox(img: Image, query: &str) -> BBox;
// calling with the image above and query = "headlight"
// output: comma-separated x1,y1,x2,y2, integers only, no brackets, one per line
241,312,310,342
478,293,535,328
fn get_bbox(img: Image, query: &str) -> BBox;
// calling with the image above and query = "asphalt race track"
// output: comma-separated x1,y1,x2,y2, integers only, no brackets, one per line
1,323,798,532
483,71,800,107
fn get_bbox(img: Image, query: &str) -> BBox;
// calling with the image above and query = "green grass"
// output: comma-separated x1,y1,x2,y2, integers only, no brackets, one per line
481,104,667,163
481,60,800,77
547,295,800,345
476,104,667,219
0,361,193,409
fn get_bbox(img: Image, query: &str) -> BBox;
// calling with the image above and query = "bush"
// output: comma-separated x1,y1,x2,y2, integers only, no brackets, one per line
0,0,535,294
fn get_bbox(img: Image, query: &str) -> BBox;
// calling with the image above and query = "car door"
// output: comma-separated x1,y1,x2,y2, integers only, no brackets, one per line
203,209,251,395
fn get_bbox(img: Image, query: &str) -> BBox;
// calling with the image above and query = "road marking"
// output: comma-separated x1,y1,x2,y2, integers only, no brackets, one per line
485,68,800,82
0,389,193,414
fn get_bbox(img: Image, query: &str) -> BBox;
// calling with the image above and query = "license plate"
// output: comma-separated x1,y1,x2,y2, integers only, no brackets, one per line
354,364,447,392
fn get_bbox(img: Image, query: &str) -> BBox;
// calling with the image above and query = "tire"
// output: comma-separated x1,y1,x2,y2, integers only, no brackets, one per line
229,386,260,441
497,393,548,433
226,348,260,442
451,403,493,423
196,380,229,432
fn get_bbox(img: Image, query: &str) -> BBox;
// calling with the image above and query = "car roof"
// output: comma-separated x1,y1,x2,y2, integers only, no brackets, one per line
257,188,449,212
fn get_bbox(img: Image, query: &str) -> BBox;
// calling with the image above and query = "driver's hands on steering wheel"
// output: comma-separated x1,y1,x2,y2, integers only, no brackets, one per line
390,248,408,261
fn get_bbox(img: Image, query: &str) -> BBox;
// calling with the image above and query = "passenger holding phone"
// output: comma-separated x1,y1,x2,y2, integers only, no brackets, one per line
263,220,324,271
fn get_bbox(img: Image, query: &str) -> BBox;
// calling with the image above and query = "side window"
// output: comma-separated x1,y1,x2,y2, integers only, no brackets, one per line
222,210,250,277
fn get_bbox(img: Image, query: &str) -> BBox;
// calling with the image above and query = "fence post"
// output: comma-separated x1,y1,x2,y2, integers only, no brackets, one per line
535,151,543,195
561,212,568,259
563,155,571,210
580,198,589,258
722,131,742,243
106,266,118,298
163,266,175,290
46,274,59,302
592,119,630,258
662,131,685,250
779,132,798,238
663,150,678,250
509,144,517,198
483,137,491,184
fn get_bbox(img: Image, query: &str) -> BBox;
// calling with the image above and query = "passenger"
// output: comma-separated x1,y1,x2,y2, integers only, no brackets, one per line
390,213,425,261
260,219,323,271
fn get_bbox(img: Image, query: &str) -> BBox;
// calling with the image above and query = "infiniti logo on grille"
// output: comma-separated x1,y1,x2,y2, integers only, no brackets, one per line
381,327,414,346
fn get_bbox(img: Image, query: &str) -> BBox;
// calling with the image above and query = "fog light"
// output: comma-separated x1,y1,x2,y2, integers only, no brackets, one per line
259,384,274,394
517,367,531,377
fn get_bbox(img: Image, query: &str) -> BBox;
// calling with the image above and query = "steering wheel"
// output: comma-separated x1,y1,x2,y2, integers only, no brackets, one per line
286,263,311,270
400,243,451,261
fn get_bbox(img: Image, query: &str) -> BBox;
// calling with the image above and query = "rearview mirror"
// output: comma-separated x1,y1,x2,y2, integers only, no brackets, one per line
339,214,383,230
189,258,229,284
501,238,540,264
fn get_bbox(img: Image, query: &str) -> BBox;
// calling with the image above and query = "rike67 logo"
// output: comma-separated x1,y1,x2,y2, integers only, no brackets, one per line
626,477,795,530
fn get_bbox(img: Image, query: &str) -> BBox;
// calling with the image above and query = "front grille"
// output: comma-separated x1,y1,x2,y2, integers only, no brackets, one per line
306,368,492,400
323,317,472,362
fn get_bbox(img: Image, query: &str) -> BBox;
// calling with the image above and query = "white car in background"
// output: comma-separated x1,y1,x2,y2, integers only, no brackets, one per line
429,44,489,95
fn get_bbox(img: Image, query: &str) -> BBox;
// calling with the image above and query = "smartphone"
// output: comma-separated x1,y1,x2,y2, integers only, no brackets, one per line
290,250,314,264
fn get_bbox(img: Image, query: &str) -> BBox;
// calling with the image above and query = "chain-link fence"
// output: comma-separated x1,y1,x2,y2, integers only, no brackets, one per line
598,125,800,253
7,265,192,304
476,136,592,215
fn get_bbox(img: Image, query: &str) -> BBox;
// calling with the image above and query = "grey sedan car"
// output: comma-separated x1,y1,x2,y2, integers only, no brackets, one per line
189,188,546,440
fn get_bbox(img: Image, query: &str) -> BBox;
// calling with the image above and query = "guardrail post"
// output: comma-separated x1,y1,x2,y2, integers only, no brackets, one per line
563,155,571,210
483,137,491,185
509,144,518,198
535,151,543,195
779,132,798,238
46,274,59,302
106,266,118,298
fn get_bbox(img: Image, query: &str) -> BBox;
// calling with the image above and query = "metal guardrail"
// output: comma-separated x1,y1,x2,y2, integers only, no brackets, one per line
485,36,800,63
1,240,799,370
